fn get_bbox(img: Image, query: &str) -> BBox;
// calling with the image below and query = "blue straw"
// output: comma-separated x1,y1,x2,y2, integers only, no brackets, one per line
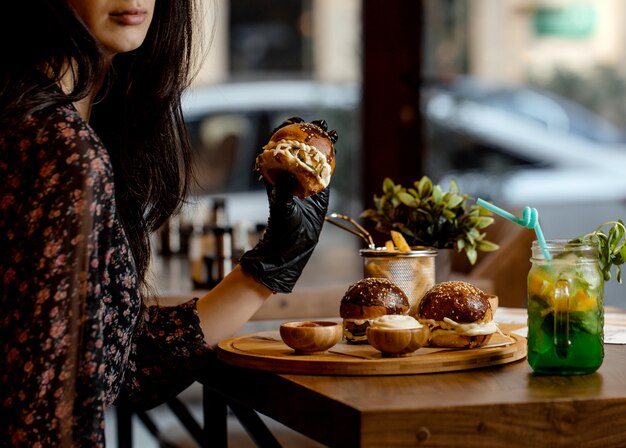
476,198,551,260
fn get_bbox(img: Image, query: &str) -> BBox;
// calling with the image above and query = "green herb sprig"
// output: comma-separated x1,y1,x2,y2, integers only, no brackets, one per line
570,220,626,283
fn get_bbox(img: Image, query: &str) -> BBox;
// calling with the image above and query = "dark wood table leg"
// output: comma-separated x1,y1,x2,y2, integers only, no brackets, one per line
201,364,283,447
115,405,134,448
203,385,228,447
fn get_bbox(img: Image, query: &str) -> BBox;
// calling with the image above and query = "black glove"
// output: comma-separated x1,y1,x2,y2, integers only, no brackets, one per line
239,177,329,294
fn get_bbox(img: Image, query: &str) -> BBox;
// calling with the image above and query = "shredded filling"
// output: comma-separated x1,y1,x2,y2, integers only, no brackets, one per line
263,139,331,186
420,317,500,336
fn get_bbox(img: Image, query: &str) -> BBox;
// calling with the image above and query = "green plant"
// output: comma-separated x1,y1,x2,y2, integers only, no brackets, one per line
570,220,626,283
361,176,499,264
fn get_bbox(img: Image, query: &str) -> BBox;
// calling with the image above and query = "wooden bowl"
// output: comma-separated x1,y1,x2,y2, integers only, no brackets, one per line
366,325,430,358
279,321,343,355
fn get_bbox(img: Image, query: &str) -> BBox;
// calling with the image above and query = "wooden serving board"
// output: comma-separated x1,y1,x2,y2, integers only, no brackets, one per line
217,324,527,376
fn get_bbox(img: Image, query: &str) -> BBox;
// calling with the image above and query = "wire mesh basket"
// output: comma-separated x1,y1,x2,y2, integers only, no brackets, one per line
360,247,437,317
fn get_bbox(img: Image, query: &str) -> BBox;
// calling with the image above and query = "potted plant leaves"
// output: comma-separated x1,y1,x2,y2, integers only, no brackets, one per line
360,176,499,273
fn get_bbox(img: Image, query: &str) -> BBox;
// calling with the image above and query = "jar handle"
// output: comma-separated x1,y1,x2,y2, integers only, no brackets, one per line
554,279,571,358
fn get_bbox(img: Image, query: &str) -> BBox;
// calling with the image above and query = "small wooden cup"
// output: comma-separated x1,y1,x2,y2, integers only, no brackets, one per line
367,326,431,357
279,321,343,355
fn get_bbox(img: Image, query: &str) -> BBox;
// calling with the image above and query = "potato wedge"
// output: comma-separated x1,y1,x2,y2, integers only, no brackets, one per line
390,230,411,252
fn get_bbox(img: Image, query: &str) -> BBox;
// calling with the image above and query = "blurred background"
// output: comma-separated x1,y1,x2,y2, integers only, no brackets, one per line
164,0,626,307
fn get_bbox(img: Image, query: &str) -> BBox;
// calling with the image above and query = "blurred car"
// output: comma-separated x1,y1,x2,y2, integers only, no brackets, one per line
424,76,626,205
181,79,361,226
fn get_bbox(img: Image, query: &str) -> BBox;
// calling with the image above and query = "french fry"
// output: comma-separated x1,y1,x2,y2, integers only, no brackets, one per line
390,230,411,252
364,261,388,278
384,240,395,251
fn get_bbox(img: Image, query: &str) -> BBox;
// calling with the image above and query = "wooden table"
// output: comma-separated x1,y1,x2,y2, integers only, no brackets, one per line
202,315,626,448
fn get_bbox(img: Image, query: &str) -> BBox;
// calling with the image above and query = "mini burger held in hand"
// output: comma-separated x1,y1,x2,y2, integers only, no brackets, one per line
340,277,410,343
417,281,499,348
256,117,337,198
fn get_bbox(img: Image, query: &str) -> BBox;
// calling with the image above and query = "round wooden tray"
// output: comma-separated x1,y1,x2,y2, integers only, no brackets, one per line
217,324,527,376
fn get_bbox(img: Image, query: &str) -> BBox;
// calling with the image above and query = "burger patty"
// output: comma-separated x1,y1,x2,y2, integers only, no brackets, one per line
342,319,372,342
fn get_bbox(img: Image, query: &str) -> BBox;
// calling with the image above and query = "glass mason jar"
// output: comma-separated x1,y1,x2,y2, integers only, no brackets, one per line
527,239,604,375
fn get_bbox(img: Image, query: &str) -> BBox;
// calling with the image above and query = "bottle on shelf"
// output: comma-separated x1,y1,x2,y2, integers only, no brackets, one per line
213,226,233,281
188,197,235,289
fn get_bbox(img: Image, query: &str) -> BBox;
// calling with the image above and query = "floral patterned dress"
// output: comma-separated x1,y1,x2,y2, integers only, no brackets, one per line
0,102,212,446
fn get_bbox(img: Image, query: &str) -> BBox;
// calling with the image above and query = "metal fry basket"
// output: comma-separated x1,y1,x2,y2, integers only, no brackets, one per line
360,247,437,317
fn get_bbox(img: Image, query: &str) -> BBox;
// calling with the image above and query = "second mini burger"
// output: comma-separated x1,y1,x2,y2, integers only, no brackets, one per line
417,281,499,348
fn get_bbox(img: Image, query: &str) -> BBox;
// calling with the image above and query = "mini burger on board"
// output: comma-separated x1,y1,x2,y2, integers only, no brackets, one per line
256,117,337,198
339,277,410,343
417,281,500,348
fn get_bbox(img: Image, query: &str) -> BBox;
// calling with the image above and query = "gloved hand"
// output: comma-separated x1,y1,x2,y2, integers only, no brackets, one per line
239,176,329,294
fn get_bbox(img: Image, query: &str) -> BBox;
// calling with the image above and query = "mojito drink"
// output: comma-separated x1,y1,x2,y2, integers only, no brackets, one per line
527,240,604,375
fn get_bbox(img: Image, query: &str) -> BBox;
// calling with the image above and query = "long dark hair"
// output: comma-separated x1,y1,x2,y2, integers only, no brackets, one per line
0,0,206,288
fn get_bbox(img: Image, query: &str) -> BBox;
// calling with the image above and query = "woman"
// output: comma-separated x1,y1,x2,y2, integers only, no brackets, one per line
0,1,329,445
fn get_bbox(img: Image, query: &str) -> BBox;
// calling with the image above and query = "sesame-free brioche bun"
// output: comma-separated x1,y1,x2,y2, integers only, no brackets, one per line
256,117,337,198
417,281,499,348
339,277,409,343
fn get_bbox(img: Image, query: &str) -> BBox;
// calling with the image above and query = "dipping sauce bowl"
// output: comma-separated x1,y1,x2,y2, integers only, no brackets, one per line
367,315,430,357
279,321,343,355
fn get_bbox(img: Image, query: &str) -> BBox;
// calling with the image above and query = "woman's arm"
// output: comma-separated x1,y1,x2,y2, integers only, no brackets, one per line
196,265,273,347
